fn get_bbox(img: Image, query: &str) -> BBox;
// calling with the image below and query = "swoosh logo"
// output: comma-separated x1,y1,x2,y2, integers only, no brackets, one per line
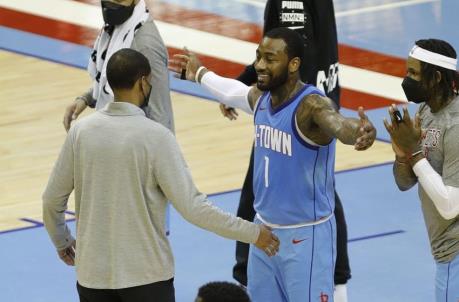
259,107,266,110
292,238,309,244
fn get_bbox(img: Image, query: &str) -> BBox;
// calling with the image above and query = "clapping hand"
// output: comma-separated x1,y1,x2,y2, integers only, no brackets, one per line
383,104,422,153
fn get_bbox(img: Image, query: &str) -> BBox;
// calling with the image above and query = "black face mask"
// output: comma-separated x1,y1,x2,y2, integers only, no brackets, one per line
401,77,428,104
101,1,135,26
141,80,152,110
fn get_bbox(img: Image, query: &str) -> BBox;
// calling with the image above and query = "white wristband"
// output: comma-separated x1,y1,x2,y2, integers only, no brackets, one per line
195,66,206,83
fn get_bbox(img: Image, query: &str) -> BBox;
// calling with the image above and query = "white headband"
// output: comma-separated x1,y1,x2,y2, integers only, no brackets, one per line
409,45,457,71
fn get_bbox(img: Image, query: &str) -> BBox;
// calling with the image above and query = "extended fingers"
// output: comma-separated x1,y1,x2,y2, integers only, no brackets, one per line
169,59,187,71
383,118,394,134
226,108,239,120
59,253,75,266
357,106,367,121
264,241,279,257
388,104,399,126
402,106,412,123
172,53,189,61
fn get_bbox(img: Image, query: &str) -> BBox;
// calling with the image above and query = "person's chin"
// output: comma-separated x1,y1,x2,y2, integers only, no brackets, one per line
256,82,270,91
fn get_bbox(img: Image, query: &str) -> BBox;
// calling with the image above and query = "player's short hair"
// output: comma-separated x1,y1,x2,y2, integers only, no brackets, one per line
197,281,250,302
264,27,304,63
106,48,151,90
415,39,459,101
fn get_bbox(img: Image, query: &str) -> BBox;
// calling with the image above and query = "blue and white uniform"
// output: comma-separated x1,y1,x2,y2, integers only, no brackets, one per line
248,85,337,302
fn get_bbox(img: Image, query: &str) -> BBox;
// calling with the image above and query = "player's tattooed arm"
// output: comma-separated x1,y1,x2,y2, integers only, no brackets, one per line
297,94,376,150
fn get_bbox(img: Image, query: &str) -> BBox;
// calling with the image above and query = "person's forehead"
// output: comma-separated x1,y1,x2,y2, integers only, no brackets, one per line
407,56,422,70
258,37,287,55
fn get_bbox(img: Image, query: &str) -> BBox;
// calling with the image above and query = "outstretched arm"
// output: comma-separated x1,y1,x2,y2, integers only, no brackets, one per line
297,94,376,150
154,130,280,256
169,48,263,114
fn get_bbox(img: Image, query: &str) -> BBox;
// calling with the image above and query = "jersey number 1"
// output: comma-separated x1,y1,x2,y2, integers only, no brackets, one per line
264,156,269,188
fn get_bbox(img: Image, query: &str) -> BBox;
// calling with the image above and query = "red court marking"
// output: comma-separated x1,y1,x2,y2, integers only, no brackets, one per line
341,88,401,110
0,7,99,47
339,44,406,78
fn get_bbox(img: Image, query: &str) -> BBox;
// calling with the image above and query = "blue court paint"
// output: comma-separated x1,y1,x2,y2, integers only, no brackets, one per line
0,26,91,69
0,224,44,235
1,164,437,302
335,163,435,302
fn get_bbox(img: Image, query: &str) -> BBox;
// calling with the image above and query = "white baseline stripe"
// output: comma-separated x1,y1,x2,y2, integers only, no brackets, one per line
0,0,406,102
340,65,406,101
335,0,439,18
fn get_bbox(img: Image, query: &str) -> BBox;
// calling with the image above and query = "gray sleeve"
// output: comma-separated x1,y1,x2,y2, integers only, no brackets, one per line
132,19,175,133
442,124,459,187
42,129,76,250
153,130,260,244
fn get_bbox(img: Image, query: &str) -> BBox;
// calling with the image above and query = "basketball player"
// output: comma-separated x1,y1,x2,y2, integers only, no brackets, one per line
220,2,350,299
384,39,459,302
170,28,376,302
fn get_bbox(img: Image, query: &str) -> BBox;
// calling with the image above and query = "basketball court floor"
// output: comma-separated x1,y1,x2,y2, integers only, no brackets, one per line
0,0,458,301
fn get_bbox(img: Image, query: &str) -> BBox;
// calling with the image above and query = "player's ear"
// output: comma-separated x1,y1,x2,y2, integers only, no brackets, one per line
289,57,301,73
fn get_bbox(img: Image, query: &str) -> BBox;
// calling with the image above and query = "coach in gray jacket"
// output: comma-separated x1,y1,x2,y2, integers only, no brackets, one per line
43,48,279,302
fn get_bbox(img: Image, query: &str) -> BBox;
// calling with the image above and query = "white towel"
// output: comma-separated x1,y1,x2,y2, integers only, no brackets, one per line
88,0,149,110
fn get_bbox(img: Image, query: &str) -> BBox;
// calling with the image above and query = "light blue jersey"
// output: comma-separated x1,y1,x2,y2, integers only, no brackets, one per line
248,85,337,302
253,85,336,225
